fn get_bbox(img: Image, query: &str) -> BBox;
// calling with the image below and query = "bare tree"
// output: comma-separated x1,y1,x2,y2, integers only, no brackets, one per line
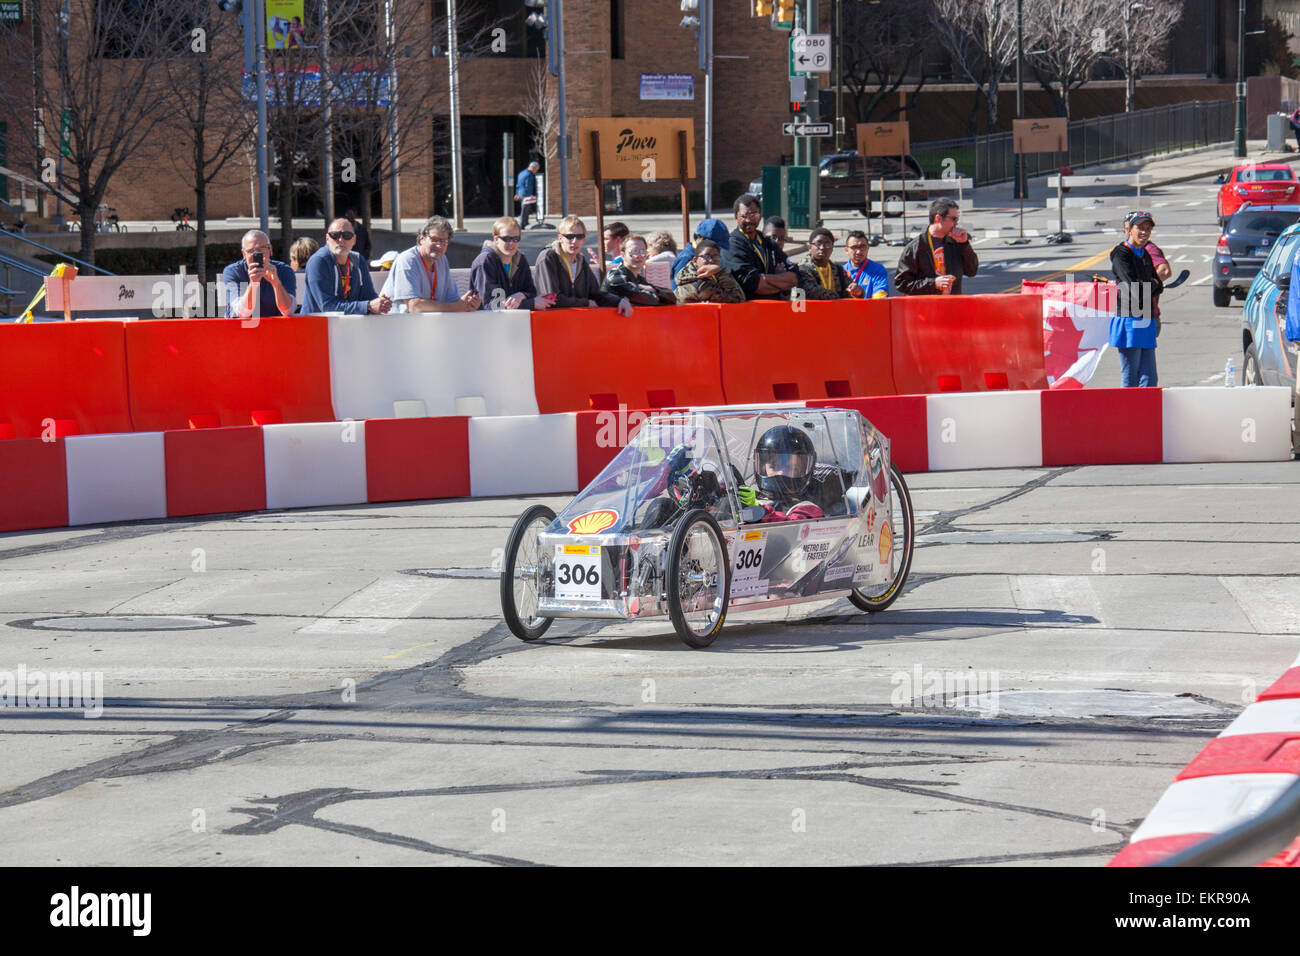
1026,0,1122,120
930,0,1030,134
157,0,256,282
0,0,179,265
839,0,934,126
1106,1,1183,112
518,57,558,174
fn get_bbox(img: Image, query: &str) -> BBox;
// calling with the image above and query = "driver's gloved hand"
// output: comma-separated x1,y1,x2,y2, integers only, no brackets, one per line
737,485,758,507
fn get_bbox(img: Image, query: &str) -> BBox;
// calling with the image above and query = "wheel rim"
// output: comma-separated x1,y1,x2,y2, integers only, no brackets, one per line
676,523,724,636
859,472,909,600
512,515,550,629
1245,356,1260,385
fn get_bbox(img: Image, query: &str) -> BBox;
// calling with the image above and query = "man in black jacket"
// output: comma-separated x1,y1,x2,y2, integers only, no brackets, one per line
723,193,797,300
894,197,979,295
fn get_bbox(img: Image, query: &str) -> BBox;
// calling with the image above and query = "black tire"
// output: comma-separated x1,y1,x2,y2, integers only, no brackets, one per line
667,509,731,649
849,462,914,613
500,504,556,642
1243,343,1261,386
1212,284,1231,308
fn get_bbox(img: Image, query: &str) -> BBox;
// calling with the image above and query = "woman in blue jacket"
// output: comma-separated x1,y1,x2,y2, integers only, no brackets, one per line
1110,210,1164,387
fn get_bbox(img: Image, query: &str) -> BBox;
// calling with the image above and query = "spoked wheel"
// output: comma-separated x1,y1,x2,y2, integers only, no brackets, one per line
500,504,556,641
850,462,915,613
667,509,731,648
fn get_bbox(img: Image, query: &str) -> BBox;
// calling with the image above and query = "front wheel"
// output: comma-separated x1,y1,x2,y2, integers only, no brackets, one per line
667,509,731,648
500,504,556,642
1243,343,1262,386
849,462,914,613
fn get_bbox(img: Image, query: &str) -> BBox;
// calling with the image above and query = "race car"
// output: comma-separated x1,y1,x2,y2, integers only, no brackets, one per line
499,407,915,648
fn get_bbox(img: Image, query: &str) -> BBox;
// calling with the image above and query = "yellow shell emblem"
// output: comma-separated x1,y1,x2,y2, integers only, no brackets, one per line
567,509,619,535
878,522,892,563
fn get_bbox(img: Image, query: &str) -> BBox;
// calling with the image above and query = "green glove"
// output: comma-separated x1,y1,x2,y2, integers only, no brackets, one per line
642,444,667,466
737,485,758,507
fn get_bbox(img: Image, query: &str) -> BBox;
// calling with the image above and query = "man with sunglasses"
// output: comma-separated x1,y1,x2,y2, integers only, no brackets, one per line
469,216,553,311
895,197,978,296
302,218,391,315
533,215,632,313
382,215,482,313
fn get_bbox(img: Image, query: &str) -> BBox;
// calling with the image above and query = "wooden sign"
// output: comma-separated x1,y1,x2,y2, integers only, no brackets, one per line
577,118,696,181
1014,118,1068,154
856,121,910,157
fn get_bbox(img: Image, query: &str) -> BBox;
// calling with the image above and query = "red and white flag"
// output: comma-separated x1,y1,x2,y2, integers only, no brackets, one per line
1022,280,1116,389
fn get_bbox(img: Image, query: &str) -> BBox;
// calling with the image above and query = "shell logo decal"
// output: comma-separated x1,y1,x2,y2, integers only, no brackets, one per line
567,509,619,535
878,522,893,563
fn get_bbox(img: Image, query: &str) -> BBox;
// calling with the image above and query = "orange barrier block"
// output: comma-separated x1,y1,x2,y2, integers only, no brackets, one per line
889,294,1047,395
719,299,894,404
530,305,725,413
0,437,69,532
125,316,335,432
0,322,132,438
164,426,267,517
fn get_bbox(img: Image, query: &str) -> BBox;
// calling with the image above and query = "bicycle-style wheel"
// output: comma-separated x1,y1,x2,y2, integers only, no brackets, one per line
849,462,914,613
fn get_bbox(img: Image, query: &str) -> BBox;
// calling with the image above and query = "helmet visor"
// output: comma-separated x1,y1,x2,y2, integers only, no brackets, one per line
759,453,813,478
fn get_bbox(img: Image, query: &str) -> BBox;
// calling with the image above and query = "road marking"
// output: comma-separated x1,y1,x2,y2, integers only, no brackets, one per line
1191,275,1211,285
1220,577,1300,634
1011,575,1106,628
998,248,1113,292
1185,200,1203,206
298,576,446,634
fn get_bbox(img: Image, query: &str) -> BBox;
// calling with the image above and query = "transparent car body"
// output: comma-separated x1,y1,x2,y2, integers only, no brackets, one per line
532,408,900,621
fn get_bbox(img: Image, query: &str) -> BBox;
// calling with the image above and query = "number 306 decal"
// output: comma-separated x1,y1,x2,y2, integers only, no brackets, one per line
555,544,603,601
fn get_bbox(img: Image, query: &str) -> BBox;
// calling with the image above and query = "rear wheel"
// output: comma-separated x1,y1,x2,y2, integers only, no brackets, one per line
667,509,730,648
849,462,914,613
1212,284,1231,308
1243,343,1262,386
500,505,556,642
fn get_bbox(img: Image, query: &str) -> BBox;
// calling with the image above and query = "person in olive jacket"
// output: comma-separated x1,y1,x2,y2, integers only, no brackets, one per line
533,215,632,314
894,197,979,295
1109,210,1164,387
469,216,553,311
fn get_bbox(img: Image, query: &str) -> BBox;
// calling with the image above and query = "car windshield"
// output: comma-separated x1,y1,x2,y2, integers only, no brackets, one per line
1239,168,1295,182
1229,211,1300,234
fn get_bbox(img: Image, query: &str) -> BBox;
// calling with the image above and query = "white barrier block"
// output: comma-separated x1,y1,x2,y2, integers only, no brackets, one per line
263,421,368,510
1219,698,1300,737
469,414,577,497
1162,386,1291,463
1128,773,1296,843
393,400,428,418
65,432,167,525
926,392,1042,471
327,311,541,421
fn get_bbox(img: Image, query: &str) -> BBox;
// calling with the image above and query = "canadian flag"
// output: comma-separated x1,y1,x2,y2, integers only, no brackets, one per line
1022,280,1117,389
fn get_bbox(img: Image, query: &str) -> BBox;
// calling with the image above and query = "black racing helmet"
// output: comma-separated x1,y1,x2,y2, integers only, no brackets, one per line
754,425,816,499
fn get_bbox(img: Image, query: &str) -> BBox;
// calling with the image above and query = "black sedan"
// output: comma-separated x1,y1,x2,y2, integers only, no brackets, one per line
1213,204,1300,307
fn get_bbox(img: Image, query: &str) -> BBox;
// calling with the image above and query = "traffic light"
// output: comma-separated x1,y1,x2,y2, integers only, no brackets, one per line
775,0,795,27
753,0,774,15
524,0,546,30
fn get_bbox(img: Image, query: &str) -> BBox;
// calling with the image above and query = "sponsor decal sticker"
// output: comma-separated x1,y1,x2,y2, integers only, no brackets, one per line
567,509,619,535
823,565,855,583
878,523,893,563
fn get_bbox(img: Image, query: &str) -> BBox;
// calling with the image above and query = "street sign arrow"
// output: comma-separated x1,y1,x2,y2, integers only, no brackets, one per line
782,122,833,137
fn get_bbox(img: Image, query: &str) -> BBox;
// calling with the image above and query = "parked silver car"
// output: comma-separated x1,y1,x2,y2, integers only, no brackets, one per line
1240,219,1300,389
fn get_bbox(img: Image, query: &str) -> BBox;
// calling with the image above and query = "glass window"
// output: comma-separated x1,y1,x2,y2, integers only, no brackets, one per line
1239,167,1295,182
1229,212,1300,235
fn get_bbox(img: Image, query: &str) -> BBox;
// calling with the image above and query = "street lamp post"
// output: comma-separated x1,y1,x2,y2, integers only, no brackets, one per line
1234,0,1246,158
1013,0,1024,202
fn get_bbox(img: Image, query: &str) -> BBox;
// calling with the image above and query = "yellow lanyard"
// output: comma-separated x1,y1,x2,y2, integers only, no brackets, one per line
748,236,769,273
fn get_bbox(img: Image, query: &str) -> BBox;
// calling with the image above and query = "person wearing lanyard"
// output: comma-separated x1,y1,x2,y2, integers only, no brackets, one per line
1109,210,1163,387
302,218,391,315
841,230,890,299
723,193,797,300
382,216,482,313
894,197,978,295
533,215,632,313
795,228,853,300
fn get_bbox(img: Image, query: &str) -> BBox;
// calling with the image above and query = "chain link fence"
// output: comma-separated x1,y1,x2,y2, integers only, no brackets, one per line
911,100,1235,186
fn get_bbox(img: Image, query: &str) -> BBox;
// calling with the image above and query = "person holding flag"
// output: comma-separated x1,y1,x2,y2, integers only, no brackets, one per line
1109,210,1164,387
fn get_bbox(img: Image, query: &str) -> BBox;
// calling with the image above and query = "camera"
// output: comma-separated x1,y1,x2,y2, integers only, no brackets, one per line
251,252,264,267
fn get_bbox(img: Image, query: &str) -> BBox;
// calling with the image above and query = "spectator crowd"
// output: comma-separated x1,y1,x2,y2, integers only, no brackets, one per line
222,195,979,319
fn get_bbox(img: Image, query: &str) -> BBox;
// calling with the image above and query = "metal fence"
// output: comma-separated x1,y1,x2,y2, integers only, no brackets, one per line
911,100,1235,187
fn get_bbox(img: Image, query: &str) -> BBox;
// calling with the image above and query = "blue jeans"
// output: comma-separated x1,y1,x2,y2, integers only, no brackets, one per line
1118,347,1157,387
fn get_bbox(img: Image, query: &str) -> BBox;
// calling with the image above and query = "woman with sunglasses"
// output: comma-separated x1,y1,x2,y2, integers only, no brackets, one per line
301,217,391,315
469,217,553,311
1109,210,1164,387
533,215,633,314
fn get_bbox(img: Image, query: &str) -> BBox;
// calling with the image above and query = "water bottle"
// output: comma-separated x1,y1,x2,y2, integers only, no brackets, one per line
1224,356,1236,387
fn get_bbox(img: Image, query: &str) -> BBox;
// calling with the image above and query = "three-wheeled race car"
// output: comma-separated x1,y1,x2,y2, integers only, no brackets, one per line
499,407,914,648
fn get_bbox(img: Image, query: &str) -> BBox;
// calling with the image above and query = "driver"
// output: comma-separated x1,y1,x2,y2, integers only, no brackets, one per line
738,425,825,522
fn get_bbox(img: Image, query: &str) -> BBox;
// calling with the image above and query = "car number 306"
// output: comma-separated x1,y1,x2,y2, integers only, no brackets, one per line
557,563,599,586
735,548,763,570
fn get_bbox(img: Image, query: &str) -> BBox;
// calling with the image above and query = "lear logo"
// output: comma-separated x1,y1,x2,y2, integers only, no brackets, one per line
0,665,103,718
50,887,151,936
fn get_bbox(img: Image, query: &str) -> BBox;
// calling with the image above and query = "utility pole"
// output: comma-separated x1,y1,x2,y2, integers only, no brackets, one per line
1234,0,1246,158
1014,0,1025,200
448,0,464,230
703,0,713,215
255,0,269,234
320,0,334,223
552,0,569,215
386,0,400,231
